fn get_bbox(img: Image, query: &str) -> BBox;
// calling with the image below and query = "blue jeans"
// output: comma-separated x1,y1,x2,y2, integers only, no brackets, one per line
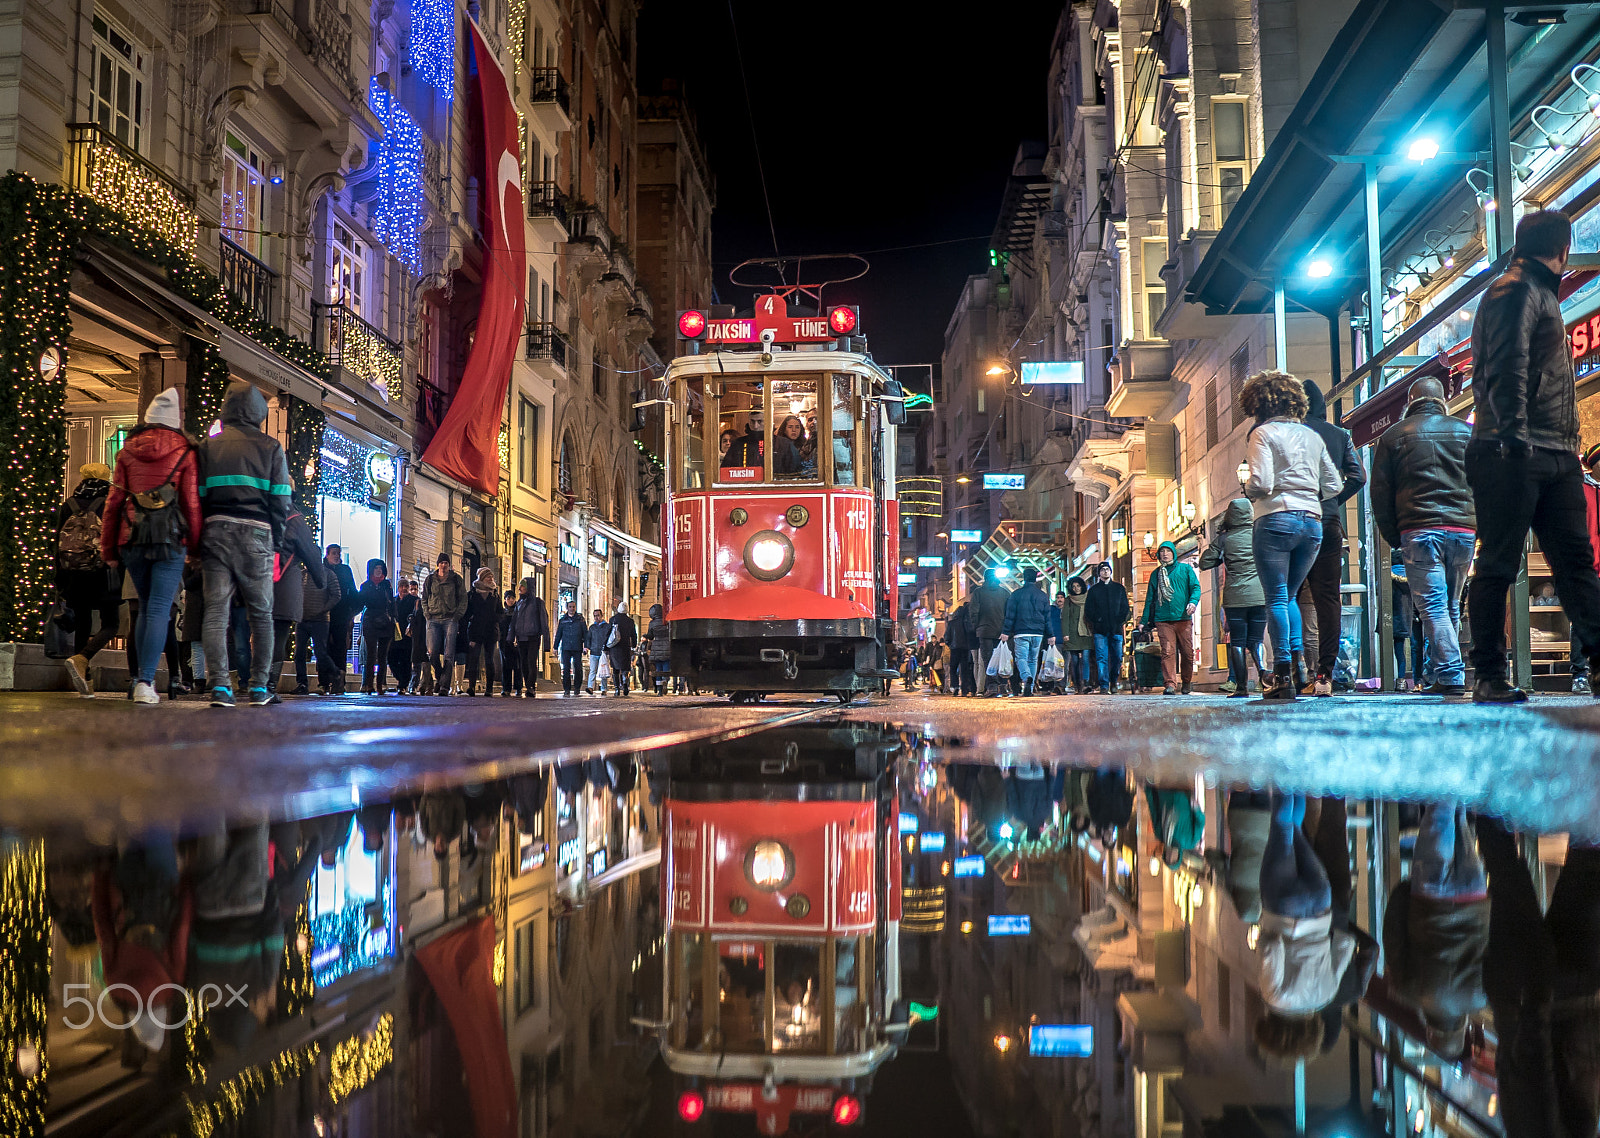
1411,802,1487,900
1011,634,1044,686
1261,793,1332,919
1400,529,1474,687
1092,633,1123,689
122,546,185,686
1253,511,1324,656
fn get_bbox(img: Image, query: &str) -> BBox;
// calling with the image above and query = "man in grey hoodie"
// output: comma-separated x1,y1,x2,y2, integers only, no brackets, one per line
198,382,291,707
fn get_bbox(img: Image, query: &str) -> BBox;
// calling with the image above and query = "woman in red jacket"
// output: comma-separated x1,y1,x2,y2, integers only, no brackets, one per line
102,387,202,705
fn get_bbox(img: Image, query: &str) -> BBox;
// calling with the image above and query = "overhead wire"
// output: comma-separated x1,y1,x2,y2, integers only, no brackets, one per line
725,0,783,269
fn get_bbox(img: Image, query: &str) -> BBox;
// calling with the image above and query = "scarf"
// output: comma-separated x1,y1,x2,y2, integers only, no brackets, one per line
1153,565,1174,607
1066,594,1089,639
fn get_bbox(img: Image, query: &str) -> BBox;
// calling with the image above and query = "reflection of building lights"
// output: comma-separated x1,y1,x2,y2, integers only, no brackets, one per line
1148,856,1161,877
1189,883,1204,908
15,1042,40,1078
960,920,973,934
997,822,1013,839
1246,924,1260,950
992,1034,1013,1053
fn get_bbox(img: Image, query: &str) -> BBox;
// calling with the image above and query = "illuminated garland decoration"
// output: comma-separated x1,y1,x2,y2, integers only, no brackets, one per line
334,306,404,401
287,399,327,529
329,1013,394,1102
508,0,527,67
632,438,665,472
307,880,392,988
182,1041,321,1138
78,131,199,255
493,938,506,987
317,428,383,507
0,172,334,639
277,854,316,1019
0,840,49,1136
410,0,455,96
173,999,212,1088
367,80,426,273
498,422,511,482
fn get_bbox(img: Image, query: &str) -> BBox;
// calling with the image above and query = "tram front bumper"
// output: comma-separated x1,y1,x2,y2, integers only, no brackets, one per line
668,618,884,691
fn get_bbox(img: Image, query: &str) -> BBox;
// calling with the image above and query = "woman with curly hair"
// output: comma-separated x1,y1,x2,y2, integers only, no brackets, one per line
1240,371,1343,699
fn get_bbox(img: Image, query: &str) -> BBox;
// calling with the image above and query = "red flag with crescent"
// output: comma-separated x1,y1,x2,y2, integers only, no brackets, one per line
421,20,527,494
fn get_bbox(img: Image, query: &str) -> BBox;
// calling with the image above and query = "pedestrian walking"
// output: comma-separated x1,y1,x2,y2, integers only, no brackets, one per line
99,388,201,705
1224,789,1271,922
1467,209,1600,703
1391,561,1419,691
357,559,396,693
293,548,341,695
1084,562,1131,693
1201,499,1267,698
463,567,503,696
1139,541,1201,694
266,489,323,695
391,578,418,693
606,602,638,696
1001,566,1053,696
322,545,359,693
1058,580,1095,692
1145,783,1205,866
968,568,1010,696
555,600,587,694
180,556,206,692
584,608,609,693
924,635,948,693
1381,802,1489,1060
421,553,468,696
645,603,671,694
1297,380,1367,696
946,601,977,695
55,461,120,697
508,578,551,697
1241,370,1344,701
1575,442,1600,692
1370,376,1476,696
197,381,291,708
500,589,522,695
1478,813,1600,1136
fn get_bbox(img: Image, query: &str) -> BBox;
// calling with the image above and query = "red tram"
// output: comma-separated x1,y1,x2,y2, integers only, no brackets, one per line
656,728,907,1135
663,285,905,699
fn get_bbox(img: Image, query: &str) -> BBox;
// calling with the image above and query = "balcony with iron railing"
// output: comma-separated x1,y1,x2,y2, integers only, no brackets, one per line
525,322,570,370
529,68,572,133
313,301,404,402
68,123,199,255
234,0,356,96
416,376,449,442
219,237,277,327
527,180,569,236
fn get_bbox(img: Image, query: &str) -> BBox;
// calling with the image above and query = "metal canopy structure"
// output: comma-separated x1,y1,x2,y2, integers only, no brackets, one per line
989,143,1053,256
1185,0,1600,321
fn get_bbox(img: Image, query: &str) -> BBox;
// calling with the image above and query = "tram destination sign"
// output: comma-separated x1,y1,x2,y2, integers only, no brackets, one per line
679,295,861,346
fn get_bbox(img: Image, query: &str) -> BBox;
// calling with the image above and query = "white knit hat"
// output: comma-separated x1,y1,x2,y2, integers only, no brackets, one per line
144,388,182,430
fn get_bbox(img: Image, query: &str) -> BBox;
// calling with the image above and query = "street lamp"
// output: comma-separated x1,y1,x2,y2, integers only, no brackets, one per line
1406,137,1440,162
1143,531,1156,550
955,468,971,485
985,362,1012,377
1236,461,1249,485
1307,259,1333,279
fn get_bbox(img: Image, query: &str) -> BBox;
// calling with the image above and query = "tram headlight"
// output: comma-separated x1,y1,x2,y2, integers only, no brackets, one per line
745,839,794,891
742,530,795,581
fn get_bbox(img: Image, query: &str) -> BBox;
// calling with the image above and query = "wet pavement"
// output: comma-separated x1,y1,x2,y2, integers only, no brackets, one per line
4,691,1598,1137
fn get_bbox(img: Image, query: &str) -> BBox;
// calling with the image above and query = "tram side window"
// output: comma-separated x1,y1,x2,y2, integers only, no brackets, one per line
679,378,706,490
772,942,824,1053
834,937,863,1053
770,378,820,481
676,932,707,1049
717,942,767,1053
717,380,765,479
831,374,860,487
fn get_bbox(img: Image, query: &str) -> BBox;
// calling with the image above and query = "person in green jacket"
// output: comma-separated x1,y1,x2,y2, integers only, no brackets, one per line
1140,540,1202,694
1200,499,1268,697
1145,783,1206,866
1058,579,1096,692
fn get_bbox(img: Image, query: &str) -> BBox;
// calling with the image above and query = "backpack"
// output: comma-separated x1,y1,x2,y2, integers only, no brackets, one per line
120,447,194,551
58,499,105,570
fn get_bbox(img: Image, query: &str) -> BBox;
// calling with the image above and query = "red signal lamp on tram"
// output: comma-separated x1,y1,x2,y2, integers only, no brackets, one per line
827,305,859,335
677,1089,706,1122
832,1094,864,1126
677,309,708,339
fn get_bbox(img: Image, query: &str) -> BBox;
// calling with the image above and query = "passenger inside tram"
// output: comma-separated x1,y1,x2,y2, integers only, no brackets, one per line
718,381,765,470
718,953,766,1051
771,379,819,481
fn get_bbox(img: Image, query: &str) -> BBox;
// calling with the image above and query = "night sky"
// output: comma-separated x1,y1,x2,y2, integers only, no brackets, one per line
637,3,1062,375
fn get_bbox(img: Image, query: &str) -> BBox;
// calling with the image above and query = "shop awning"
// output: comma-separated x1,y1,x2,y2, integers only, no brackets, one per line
1185,0,1600,317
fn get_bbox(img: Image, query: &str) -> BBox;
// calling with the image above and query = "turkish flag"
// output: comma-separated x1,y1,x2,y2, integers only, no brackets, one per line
421,20,527,495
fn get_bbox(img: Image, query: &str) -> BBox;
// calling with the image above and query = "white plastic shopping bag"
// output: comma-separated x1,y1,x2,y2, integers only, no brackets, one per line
987,641,1014,677
1039,645,1065,681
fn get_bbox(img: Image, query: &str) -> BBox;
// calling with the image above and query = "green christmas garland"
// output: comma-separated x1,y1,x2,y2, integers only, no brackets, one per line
0,171,337,640
0,840,49,1135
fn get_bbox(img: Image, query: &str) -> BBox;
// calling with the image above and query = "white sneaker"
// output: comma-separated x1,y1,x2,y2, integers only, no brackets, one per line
131,681,159,706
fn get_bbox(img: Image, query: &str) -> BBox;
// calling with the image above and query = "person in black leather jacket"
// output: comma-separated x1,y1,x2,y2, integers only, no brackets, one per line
1466,209,1600,703
1084,564,1131,693
1371,378,1476,694
1298,379,1366,695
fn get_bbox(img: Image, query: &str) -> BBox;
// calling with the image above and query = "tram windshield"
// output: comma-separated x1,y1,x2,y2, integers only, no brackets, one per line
672,932,874,1055
674,372,864,490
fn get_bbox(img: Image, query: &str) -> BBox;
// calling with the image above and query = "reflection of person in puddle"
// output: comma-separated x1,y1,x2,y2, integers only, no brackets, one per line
1254,792,1357,1060
1478,815,1600,1136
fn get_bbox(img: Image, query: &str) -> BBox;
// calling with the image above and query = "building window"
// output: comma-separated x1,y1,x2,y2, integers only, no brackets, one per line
1229,343,1249,422
558,436,574,497
1142,239,1167,337
1131,51,1162,147
592,357,605,399
1204,381,1218,450
976,388,985,414
1212,100,1250,228
88,15,147,153
517,396,540,489
221,133,265,256
329,222,368,315
514,916,541,1015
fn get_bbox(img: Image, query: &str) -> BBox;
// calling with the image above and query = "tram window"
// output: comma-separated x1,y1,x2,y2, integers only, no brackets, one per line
772,942,824,1053
834,937,863,1053
770,378,820,481
678,378,706,490
675,932,707,1050
831,374,860,486
717,380,765,481
717,942,767,1052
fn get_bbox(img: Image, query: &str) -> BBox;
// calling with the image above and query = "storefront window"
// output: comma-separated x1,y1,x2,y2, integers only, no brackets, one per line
831,374,860,487
770,378,820,481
